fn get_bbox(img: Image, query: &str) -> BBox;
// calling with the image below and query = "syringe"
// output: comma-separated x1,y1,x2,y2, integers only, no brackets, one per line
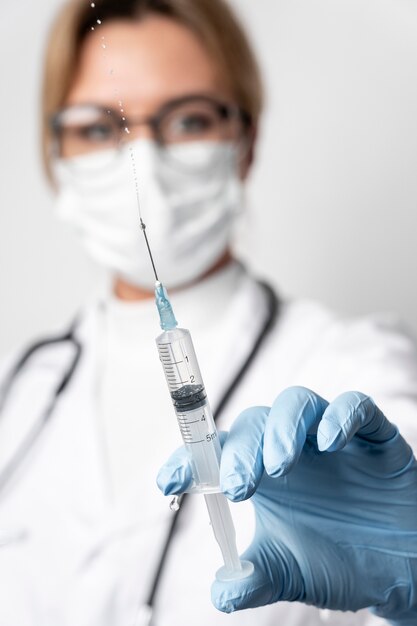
154,280,254,582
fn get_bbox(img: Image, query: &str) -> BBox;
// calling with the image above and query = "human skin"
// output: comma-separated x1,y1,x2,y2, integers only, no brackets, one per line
65,15,254,300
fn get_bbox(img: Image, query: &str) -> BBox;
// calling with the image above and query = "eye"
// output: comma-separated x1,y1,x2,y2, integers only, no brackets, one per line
77,122,115,142
173,113,214,135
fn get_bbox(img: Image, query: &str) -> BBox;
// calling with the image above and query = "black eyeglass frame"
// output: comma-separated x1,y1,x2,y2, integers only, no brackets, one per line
49,93,253,168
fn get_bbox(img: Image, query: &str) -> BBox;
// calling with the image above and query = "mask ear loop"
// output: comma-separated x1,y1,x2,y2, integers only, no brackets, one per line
235,107,255,168
45,113,62,191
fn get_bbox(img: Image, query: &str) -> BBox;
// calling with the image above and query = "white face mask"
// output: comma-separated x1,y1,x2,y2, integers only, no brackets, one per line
54,140,243,289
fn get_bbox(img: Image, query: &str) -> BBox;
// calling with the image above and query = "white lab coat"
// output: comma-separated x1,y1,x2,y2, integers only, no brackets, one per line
1,262,416,626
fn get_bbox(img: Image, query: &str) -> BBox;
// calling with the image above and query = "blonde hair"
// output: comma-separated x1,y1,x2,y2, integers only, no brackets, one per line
41,0,264,180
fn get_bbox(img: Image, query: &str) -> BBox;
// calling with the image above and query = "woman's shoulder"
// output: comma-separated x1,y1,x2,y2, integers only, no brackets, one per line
274,294,417,358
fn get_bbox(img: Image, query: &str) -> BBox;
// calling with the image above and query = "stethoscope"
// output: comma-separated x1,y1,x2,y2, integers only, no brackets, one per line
0,281,279,624
0,319,82,493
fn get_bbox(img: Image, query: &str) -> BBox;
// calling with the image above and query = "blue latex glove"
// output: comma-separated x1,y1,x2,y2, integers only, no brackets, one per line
157,387,417,625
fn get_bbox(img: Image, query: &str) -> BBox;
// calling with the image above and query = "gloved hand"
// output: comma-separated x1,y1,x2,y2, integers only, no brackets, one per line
157,387,417,625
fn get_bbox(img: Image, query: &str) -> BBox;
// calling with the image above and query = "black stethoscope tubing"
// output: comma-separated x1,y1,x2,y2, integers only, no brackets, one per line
0,320,82,494
0,282,279,622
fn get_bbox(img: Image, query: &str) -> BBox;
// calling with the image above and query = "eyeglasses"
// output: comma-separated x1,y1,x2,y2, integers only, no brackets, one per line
50,94,252,174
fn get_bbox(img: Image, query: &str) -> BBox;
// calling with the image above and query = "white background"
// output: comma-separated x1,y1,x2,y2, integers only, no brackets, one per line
1,0,417,356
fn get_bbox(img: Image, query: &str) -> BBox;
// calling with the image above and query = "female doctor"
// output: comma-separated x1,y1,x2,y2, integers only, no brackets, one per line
0,0,416,625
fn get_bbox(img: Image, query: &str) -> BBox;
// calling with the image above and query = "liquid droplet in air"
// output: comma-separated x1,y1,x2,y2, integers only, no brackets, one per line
124,127,130,134
102,44,106,49
169,496,180,512
91,2,95,6
91,26,95,30
97,19,101,24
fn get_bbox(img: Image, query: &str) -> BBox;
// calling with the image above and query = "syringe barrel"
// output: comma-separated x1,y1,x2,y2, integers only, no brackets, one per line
156,327,221,491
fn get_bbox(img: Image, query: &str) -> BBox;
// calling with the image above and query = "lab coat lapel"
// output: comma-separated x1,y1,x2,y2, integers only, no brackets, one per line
52,305,159,537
